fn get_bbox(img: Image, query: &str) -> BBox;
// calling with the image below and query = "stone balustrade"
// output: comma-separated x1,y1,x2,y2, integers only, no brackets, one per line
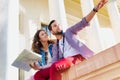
62,43,120,80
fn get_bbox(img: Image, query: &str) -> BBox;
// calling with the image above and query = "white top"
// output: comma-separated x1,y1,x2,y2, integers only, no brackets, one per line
59,37,80,58
41,50,52,69
47,51,52,64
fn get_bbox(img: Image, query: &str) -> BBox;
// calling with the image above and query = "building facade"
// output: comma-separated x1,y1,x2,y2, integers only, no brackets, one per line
0,0,120,80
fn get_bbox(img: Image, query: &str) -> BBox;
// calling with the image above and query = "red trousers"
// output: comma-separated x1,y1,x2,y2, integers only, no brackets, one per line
34,54,85,80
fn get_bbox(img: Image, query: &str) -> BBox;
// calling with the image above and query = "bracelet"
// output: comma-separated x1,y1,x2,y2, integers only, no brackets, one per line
93,8,98,12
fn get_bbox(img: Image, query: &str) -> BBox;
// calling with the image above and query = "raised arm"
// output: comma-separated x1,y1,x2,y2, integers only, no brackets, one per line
85,0,108,23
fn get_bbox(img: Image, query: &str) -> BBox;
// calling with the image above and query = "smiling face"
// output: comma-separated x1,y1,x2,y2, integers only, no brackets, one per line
39,30,48,42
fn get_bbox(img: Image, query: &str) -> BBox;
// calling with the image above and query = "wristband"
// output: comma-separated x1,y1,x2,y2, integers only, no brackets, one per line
93,8,98,12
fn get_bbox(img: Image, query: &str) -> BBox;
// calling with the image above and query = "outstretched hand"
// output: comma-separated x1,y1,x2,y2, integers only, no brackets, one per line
95,0,108,10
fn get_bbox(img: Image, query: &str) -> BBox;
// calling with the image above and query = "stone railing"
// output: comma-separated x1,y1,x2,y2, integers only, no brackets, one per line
62,43,120,80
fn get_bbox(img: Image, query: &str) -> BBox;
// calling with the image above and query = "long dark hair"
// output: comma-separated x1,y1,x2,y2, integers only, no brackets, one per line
32,29,54,54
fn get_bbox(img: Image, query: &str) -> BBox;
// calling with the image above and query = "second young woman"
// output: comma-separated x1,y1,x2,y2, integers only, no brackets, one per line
30,29,54,80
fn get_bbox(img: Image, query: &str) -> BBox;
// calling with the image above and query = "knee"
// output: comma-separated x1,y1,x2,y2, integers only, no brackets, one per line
50,62,57,70
34,70,42,80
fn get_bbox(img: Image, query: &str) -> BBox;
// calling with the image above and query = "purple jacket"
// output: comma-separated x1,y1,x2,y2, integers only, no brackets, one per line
52,18,94,63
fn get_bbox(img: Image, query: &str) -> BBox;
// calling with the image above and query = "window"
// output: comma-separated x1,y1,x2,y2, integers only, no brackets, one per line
41,23,52,37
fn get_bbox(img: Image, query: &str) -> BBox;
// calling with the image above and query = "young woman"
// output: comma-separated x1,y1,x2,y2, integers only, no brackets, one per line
30,29,54,80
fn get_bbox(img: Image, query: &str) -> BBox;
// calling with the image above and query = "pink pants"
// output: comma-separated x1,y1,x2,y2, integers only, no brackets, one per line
34,54,85,80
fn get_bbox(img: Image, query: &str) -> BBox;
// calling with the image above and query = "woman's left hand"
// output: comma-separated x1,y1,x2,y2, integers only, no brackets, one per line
56,63,70,72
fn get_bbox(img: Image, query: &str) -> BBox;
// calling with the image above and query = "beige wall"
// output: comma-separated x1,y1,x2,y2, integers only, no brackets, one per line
20,0,50,24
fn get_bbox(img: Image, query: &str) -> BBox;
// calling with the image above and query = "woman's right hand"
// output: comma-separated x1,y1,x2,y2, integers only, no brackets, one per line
29,62,42,70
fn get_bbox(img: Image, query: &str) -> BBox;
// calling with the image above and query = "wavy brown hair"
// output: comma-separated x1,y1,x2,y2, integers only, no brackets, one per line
32,29,54,54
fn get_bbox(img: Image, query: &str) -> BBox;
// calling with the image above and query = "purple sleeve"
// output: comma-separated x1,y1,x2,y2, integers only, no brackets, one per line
68,17,90,34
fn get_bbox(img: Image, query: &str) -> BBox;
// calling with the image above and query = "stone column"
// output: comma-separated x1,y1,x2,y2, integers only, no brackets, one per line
48,0,68,31
0,0,8,80
80,0,103,53
6,0,19,80
107,0,120,42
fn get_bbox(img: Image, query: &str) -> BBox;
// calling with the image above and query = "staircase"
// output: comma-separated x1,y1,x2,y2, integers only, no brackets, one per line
62,43,120,80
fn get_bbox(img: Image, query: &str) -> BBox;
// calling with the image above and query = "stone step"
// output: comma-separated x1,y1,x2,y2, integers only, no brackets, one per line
62,43,120,80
